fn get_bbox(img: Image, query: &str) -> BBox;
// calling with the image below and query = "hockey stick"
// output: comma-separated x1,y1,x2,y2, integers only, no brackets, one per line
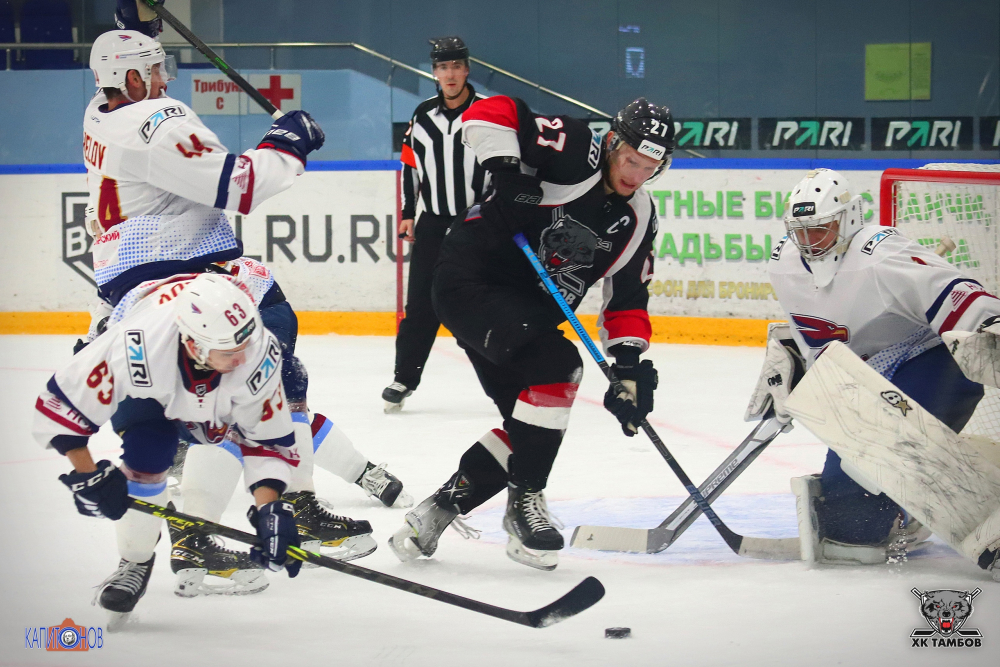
127,499,604,628
139,0,282,118
572,412,800,559
514,233,788,559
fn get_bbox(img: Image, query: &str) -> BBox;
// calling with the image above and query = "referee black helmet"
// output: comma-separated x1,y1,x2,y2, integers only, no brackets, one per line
430,36,469,63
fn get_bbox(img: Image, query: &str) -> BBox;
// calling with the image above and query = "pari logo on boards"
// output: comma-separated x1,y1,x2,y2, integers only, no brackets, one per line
910,588,984,648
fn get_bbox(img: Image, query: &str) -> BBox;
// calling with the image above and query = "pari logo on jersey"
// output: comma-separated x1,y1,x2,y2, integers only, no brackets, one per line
910,588,983,648
247,339,281,395
862,228,897,255
139,105,186,144
125,329,152,387
24,618,103,651
790,314,850,347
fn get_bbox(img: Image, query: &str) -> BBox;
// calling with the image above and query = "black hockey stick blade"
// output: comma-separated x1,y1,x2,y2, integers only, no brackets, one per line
523,576,606,628
141,0,281,118
128,499,603,628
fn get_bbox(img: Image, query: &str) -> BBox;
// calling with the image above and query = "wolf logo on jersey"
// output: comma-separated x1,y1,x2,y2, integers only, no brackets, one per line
790,313,850,347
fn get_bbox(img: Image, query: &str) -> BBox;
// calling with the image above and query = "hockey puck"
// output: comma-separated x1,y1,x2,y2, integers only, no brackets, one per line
605,627,631,639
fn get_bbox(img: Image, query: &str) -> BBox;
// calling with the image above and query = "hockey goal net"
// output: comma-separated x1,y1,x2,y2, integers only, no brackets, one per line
880,163,1000,441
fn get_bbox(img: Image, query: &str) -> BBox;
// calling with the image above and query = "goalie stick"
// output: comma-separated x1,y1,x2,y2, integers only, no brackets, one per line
514,234,792,560
571,412,800,559
127,499,604,628
140,0,282,118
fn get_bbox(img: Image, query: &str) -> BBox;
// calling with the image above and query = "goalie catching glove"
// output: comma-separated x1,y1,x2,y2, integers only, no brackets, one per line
604,345,658,436
745,322,806,426
942,315,1000,389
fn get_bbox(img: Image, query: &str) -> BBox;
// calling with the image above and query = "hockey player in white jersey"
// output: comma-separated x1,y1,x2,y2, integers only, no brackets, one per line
81,14,411,588
746,168,1000,574
35,274,303,625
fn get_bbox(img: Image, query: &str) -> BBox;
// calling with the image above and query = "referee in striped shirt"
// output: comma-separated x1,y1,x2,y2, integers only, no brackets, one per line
383,36,490,412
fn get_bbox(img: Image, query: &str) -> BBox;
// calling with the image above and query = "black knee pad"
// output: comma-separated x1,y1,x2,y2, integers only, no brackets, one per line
510,330,583,388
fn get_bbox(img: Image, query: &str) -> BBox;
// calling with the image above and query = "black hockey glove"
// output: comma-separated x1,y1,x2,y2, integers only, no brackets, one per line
604,348,658,437
115,0,164,38
257,110,326,166
59,459,130,520
247,500,302,578
479,163,543,236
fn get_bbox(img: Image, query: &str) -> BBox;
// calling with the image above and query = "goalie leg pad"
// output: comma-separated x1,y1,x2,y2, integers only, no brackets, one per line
785,341,1000,567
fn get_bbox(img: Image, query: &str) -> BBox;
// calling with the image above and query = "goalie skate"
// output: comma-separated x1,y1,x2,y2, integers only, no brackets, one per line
170,526,268,597
284,491,376,562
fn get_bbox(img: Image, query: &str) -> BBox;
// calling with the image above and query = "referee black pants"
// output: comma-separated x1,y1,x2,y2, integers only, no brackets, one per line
393,211,454,389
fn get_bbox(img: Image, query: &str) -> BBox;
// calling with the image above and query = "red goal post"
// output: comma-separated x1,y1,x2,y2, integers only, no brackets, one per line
879,163,1000,441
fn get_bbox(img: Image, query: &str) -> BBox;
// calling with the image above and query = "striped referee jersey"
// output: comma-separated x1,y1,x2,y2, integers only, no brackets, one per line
401,84,490,219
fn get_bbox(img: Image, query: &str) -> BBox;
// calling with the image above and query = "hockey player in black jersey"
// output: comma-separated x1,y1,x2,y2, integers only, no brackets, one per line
389,96,675,570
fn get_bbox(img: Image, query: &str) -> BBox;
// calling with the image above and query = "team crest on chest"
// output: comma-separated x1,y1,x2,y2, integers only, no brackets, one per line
790,313,850,347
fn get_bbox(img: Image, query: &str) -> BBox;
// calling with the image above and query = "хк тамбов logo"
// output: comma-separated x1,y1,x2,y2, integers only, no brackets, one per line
910,588,983,648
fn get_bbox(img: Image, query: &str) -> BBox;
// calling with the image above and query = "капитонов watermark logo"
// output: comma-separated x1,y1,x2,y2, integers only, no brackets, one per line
25,617,104,651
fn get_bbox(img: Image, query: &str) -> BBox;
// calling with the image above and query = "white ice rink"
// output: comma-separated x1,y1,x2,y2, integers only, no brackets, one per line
1,334,995,666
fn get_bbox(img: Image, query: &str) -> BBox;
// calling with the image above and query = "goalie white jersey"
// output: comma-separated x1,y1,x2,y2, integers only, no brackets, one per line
33,278,297,489
83,92,302,303
769,225,1000,379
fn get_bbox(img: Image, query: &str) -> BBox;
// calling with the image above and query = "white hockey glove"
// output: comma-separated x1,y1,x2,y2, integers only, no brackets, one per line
942,315,1000,389
744,322,806,426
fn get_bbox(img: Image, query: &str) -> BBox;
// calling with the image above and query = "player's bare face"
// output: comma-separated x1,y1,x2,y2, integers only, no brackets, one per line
206,341,251,373
433,61,469,100
606,142,661,196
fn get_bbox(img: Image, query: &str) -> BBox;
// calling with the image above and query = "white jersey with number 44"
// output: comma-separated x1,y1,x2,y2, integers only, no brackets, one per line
83,91,302,293
769,225,1000,379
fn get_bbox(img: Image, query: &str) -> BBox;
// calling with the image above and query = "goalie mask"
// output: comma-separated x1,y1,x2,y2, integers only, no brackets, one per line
174,274,262,367
783,168,864,288
89,29,176,101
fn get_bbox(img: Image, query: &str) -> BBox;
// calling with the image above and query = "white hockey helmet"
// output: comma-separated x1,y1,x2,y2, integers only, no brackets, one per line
89,29,176,100
174,274,262,366
783,168,864,287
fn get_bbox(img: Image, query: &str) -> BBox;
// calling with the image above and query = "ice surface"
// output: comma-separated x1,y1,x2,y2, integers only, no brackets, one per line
1,335,995,666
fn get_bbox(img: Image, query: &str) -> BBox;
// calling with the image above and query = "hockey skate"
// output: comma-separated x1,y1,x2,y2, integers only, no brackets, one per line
791,474,933,566
503,485,564,571
382,382,413,414
284,491,376,562
357,461,414,508
388,471,480,562
94,555,155,632
170,523,268,597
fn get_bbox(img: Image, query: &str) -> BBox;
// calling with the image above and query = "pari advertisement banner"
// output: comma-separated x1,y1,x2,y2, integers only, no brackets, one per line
0,168,884,319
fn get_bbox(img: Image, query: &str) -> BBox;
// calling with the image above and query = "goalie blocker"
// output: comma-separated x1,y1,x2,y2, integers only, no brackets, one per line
785,342,1000,580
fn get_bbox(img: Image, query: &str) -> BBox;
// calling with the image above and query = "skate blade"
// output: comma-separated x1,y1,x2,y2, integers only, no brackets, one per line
299,535,377,567
173,567,269,597
506,536,559,571
383,399,405,414
387,528,424,562
392,488,415,509
105,611,132,633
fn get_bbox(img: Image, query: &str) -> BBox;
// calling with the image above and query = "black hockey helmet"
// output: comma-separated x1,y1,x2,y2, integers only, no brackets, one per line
609,97,675,179
430,36,469,63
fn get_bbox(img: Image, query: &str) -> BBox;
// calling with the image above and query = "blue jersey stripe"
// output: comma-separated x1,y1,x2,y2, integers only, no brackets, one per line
925,278,983,324
214,153,237,209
